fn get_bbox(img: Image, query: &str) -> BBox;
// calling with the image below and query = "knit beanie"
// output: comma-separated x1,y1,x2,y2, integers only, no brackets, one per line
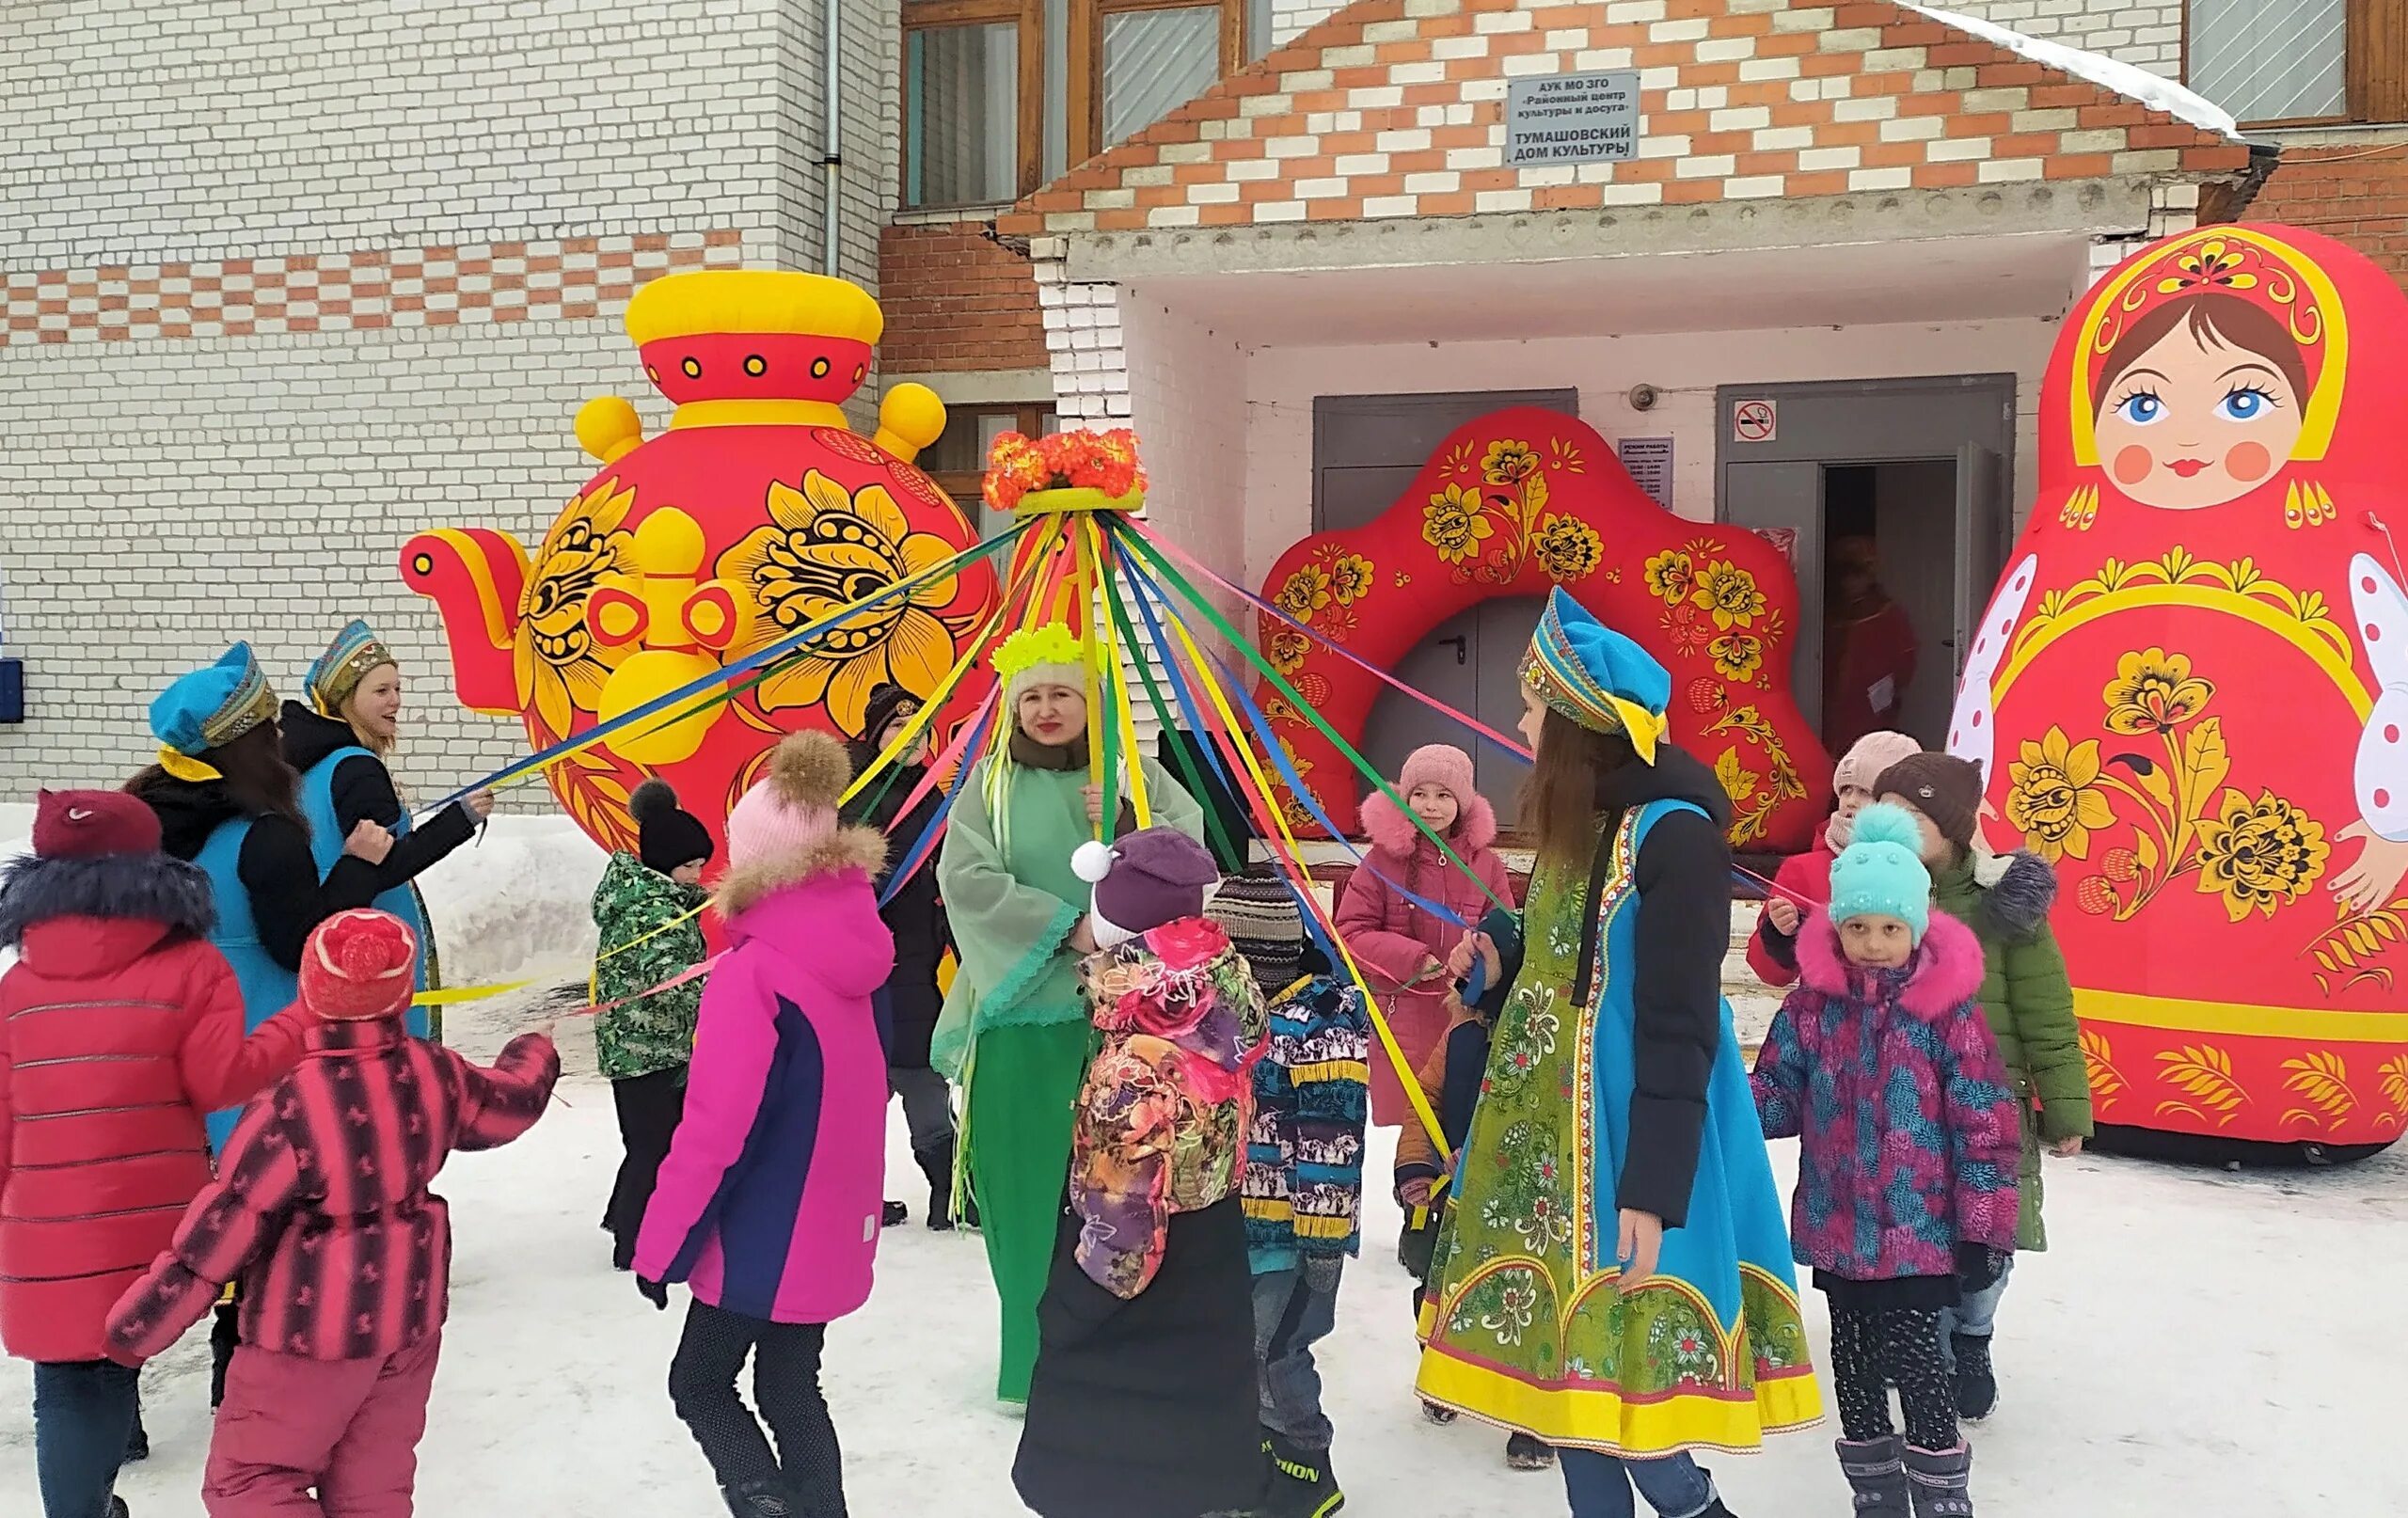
1207,872,1307,993
1876,752,1985,850
725,731,848,872
300,909,420,1020
1832,731,1923,797
858,683,922,751
1825,803,1932,943
1397,744,1476,814
630,778,714,876
34,790,162,860
1071,827,1221,948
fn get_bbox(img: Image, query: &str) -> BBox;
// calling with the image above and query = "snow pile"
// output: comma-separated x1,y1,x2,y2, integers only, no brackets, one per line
0,803,607,988
1906,5,2242,139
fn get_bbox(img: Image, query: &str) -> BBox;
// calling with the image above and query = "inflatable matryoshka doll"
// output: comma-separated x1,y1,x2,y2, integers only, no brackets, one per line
1952,225,2408,1158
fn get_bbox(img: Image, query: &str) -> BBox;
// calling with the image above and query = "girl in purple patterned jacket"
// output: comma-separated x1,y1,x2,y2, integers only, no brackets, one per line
1751,803,2020,1518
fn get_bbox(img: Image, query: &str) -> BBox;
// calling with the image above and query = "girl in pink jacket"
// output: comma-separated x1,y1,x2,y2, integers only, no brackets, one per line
632,732,895,1518
1334,744,1515,1128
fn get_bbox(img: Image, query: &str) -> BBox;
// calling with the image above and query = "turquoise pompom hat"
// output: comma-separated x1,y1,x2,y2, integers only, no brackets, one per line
1826,801,1934,942
150,642,280,783
1517,586,1672,763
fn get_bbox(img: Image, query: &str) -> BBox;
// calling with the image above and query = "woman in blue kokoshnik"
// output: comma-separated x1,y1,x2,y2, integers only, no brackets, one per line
126,642,422,1408
278,620,493,1040
1413,589,1821,1518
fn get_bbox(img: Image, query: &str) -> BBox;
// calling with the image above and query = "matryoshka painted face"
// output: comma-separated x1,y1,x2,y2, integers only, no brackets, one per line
2093,294,2311,512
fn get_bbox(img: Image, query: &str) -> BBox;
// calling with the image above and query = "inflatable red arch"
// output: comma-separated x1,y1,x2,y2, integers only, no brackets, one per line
1254,406,1831,851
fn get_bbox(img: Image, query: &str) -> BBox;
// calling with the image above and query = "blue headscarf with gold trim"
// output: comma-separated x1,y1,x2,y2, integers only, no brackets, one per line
1518,588,1671,764
150,643,279,782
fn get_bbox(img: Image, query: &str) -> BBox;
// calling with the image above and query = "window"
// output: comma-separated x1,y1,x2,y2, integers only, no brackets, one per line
903,0,1251,209
923,403,1061,539
2188,0,2407,126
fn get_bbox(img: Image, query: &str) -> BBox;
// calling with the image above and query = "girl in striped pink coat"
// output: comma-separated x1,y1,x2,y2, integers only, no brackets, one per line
106,909,559,1516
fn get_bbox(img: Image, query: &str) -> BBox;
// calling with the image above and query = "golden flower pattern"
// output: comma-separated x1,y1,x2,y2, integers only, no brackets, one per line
1422,482,1494,565
1643,548,1697,605
2005,726,2115,862
515,478,638,738
2101,647,2213,735
715,468,960,735
2194,789,2328,922
1532,514,1604,583
1693,560,1767,630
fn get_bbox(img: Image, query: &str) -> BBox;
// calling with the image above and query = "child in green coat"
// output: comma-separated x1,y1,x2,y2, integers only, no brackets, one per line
593,778,714,1272
1876,753,2092,1423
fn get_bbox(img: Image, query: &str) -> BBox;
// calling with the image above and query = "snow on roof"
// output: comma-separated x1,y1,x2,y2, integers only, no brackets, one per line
1905,5,2241,140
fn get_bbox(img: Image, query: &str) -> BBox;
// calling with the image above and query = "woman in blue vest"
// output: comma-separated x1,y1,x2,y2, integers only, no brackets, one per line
279,620,492,1040
127,641,397,1405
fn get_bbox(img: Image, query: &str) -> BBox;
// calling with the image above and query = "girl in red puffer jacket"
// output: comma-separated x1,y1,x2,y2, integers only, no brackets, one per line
0,790,312,1518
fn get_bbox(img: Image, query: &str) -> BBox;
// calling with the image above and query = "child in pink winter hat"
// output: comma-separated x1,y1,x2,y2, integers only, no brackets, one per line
1334,743,1515,1129
633,730,896,1518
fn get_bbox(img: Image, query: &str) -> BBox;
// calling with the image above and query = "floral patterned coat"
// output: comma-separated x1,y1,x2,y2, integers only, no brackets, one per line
590,852,709,1082
1069,919,1267,1300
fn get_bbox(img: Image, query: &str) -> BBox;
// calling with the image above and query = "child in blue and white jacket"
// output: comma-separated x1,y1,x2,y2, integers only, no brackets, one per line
1212,874,1368,1518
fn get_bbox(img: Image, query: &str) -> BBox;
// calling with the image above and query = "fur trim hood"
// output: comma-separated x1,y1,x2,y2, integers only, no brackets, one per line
1359,787,1498,861
0,850,216,949
1797,906,1985,1018
1970,847,2059,944
713,823,888,920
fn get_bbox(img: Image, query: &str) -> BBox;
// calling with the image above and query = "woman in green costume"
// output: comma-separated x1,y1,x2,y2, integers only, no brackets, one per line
1416,590,1821,1518
931,624,1202,1407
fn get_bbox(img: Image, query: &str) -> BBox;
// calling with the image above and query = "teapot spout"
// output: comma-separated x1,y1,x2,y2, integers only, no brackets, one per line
400,528,531,716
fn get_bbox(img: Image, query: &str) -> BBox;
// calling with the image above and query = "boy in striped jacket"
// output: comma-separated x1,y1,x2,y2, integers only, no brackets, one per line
106,909,559,1515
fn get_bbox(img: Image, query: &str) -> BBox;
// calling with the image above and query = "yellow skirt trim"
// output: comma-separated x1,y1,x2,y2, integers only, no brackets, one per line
1414,1344,1826,1458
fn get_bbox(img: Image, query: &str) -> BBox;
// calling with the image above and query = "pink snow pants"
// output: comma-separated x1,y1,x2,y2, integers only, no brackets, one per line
203,1331,442,1516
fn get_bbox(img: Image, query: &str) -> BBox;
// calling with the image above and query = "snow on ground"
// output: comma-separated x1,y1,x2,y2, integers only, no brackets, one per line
1904,6,2242,138
4,967,2401,1516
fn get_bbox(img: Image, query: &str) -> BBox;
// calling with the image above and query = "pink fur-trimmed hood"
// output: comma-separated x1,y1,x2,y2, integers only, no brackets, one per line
1796,906,1985,1018
1358,787,1498,861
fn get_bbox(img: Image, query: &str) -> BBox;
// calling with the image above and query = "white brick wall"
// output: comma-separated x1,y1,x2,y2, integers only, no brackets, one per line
0,1,903,799
1943,0,2185,79
0,324,653,791
1270,0,1352,46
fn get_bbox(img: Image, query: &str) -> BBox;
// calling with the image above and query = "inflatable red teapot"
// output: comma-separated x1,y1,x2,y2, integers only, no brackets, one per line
403,270,997,858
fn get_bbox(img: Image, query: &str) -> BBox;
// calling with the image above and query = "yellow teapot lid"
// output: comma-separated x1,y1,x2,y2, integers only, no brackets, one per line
626,270,883,348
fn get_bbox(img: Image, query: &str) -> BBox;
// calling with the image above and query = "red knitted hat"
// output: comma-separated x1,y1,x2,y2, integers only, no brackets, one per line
34,790,162,860
300,909,420,1021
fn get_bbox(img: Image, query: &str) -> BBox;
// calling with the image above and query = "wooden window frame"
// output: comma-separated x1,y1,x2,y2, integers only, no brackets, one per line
900,0,1046,210
1069,0,1249,167
2183,0,2408,128
902,0,1247,210
927,403,1060,511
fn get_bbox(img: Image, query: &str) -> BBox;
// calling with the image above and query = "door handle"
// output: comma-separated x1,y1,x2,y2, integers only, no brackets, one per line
1437,635,1468,665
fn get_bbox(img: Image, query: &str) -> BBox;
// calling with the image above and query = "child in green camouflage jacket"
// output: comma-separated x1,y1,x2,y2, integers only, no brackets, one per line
594,778,714,1271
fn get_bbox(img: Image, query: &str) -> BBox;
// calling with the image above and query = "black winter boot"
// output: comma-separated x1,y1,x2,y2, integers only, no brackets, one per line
721,1478,795,1516
1951,1332,1996,1421
1504,1431,1555,1470
881,1200,909,1227
1264,1430,1344,1516
1903,1444,1974,1518
916,1138,957,1231
1837,1436,1911,1515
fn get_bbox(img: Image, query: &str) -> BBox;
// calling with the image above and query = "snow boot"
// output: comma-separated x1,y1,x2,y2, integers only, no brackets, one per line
1264,1430,1345,1516
1903,1445,1974,1518
1950,1332,1996,1421
881,1200,909,1227
915,1138,957,1231
109,1501,129,1518
1505,1431,1556,1470
1837,1436,1911,1515
721,1478,795,1516
1418,1399,1457,1426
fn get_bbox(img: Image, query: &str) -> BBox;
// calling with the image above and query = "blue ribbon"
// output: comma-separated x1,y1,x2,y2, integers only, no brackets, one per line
876,693,996,909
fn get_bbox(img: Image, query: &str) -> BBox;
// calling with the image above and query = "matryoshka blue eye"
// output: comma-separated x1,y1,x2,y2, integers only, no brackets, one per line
2218,387,2275,421
2114,391,2165,425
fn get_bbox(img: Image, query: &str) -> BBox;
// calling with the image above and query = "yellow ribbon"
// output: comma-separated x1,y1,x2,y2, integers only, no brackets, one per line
409,978,537,1008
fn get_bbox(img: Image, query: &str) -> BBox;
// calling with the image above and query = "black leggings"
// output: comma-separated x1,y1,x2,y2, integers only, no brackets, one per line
668,1301,846,1513
606,1068,688,1266
1829,1305,1958,1450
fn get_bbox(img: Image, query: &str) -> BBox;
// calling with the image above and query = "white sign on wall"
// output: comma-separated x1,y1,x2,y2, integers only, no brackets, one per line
1505,71,1641,166
1615,436,1674,511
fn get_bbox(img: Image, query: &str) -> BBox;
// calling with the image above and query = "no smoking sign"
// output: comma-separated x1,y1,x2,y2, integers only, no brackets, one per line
1733,399,1777,443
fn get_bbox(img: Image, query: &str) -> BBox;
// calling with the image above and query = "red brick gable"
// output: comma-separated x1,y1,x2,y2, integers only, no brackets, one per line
1002,0,2251,236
